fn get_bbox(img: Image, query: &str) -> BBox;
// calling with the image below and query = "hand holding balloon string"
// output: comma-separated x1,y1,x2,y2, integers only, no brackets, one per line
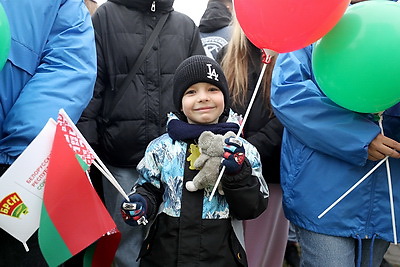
368,134,400,161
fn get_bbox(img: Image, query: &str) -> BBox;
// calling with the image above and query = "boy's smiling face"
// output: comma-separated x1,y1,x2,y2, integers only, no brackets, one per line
182,82,225,125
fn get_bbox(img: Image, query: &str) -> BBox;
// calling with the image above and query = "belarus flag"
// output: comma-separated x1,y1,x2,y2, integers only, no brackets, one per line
38,112,120,267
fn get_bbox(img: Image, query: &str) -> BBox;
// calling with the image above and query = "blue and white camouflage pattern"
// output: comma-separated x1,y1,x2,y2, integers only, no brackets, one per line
136,111,267,219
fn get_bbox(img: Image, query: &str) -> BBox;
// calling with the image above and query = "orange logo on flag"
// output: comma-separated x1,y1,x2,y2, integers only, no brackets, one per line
0,192,29,218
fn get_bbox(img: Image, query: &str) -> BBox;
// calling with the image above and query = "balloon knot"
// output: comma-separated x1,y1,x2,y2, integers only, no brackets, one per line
261,49,277,64
261,51,273,64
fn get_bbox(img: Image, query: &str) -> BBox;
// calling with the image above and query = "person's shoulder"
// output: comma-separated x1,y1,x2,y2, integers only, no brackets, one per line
147,133,177,151
93,1,123,16
169,10,196,25
145,133,181,159
149,133,172,145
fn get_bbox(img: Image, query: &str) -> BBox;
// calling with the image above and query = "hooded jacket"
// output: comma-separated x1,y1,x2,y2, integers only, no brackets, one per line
134,112,268,266
271,45,400,242
0,0,96,165
199,0,232,59
78,0,205,167
199,0,231,33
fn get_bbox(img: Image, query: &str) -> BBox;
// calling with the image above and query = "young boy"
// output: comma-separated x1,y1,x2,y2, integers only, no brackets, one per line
120,55,268,267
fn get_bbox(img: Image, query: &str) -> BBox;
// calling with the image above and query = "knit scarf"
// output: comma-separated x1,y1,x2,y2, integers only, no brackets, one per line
167,119,240,141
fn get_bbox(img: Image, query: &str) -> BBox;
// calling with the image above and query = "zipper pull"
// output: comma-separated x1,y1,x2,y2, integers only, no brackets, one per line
151,1,156,12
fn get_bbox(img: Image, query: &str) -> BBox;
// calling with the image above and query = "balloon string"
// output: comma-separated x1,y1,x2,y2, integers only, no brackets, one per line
209,62,268,201
378,113,397,244
318,156,388,219
318,112,397,245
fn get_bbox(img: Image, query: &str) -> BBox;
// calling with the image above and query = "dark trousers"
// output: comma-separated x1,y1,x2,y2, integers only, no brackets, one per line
0,229,87,267
0,229,48,267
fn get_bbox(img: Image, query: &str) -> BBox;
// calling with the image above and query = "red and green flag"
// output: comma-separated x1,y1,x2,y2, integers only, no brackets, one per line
38,111,120,267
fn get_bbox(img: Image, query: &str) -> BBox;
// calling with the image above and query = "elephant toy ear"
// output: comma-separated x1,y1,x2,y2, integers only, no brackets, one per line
186,181,198,192
198,131,214,149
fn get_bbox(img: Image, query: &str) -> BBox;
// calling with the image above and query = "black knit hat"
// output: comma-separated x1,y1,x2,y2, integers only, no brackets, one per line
173,55,230,118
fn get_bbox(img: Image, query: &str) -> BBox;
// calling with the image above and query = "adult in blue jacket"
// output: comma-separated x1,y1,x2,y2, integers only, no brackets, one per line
0,0,96,265
271,44,400,267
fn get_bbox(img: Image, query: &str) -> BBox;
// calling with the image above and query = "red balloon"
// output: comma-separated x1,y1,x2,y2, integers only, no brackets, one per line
234,0,350,53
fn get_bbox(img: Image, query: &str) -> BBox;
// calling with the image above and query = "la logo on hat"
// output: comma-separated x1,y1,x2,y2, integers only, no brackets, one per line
206,63,219,81
173,55,230,116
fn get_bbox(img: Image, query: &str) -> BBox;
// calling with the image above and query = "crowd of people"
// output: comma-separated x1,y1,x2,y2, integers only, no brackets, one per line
0,0,399,266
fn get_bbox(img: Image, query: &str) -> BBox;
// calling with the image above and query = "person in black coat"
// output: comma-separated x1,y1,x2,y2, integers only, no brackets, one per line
217,16,289,267
77,1,205,266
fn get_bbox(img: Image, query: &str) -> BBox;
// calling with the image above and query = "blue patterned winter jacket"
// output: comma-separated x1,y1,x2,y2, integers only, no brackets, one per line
133,112,269,265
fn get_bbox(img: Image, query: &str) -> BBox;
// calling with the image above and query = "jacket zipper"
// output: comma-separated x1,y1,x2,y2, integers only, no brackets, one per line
151,1,156,12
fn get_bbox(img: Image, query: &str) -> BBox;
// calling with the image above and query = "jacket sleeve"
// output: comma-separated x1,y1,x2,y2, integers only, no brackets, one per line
134,183,164,221
246,115,283,161
221,142,268,220
2,1,96,159
77,9,106,146
133,139,166,220
270,45,381,166
246,115,283,181
384,104,400,141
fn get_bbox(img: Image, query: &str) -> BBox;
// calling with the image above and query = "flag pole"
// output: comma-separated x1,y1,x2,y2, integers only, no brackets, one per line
23,242,29,252
59,109,130,201
92,160,130,201
209,49,276,201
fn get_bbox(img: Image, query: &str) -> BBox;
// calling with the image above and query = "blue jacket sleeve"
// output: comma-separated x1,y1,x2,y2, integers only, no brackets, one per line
1,0,96,161
270,45,381,166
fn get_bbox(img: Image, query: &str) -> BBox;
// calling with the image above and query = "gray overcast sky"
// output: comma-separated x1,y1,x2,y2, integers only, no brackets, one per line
96,0,208,25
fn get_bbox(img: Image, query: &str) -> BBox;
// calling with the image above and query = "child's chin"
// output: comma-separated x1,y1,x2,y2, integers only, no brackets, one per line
188,116,219,125
202,119,219,124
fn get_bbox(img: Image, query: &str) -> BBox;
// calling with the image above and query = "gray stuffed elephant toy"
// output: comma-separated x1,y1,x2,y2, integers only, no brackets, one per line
186,130,235,195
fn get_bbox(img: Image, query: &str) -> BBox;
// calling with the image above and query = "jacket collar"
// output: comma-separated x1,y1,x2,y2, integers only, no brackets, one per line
109,0,174,13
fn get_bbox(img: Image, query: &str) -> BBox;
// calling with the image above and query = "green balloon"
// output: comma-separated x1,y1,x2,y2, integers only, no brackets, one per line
0,3,10,71
312,1,400,113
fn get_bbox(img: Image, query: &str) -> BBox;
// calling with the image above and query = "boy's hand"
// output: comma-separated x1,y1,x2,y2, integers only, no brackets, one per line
121,194,148,226
222,137,245,174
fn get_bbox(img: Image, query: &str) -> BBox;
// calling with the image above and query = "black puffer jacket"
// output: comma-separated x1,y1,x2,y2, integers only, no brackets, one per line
78,0,205,167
